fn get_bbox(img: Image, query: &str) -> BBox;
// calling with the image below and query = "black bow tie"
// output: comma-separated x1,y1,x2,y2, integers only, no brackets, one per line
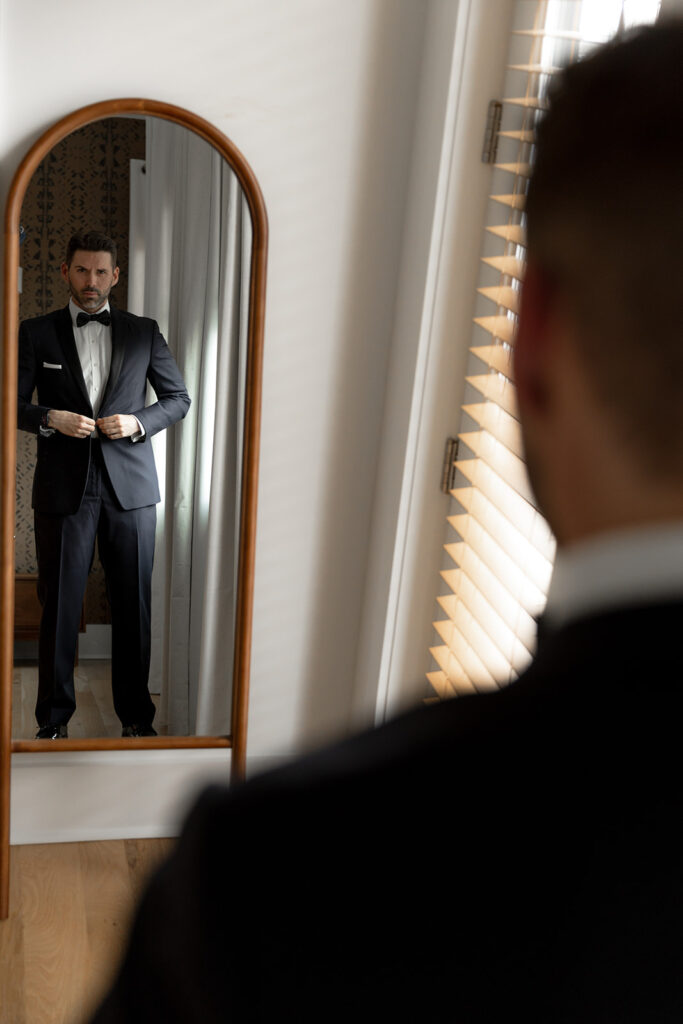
76,310,111,327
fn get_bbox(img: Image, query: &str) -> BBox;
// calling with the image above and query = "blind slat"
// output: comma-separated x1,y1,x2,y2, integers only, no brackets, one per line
486,224,526,246
477,285,521,314
490,192,527,211
426,670,457,700
433,614,510,684
449,497,553,594
440,566,537,648
451,487,552,573
501,97,548,111
473,316,516,345
512,28,583,40
454,458,554,560
462,402,524,459
437,590,532,670
470,344,514,380
429,646,479,695
449,508,551,597
498,129,535,143
446,523,546,617
494,160,533,176
481,256,525,280
508,63,561,74
459,430,532,503
466,374,518,417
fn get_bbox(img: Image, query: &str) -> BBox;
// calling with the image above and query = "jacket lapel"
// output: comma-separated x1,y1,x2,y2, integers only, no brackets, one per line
56,306,92,413
99,308,127,412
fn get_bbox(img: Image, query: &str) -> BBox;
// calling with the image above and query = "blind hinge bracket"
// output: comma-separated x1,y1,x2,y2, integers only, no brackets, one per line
441,437,458,494
482,100,503,164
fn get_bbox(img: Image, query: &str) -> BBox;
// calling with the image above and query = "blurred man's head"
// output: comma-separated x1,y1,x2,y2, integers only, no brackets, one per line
514,20,683,544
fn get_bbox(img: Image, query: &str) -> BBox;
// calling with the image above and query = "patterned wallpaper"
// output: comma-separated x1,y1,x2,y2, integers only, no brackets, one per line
16,117,146,622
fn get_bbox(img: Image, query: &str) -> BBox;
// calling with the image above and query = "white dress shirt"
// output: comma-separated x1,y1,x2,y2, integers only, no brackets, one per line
69,298,112,417
544,521,683,629
69,298,143,438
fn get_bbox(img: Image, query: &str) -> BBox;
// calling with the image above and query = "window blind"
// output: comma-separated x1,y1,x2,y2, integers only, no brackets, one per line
428,0,661,700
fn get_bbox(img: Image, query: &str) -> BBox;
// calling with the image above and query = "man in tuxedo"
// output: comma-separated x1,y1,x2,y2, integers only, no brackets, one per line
18,231,190,739
91,21,683,1022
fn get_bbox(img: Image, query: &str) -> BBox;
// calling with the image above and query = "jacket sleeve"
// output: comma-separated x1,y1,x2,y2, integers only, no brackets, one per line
17,320,50,434
132,322,191,441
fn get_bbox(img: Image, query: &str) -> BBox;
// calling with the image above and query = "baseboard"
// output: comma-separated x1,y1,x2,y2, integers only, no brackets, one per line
14,623,113,663
9,749,291,845
76,623,112,659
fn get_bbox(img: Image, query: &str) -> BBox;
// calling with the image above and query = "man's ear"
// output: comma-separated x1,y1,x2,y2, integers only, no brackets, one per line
112,266,120,287
60,262,69,285
514,260,555,416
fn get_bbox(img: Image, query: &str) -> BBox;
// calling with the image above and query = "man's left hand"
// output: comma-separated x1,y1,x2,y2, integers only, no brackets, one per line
96,414,141,440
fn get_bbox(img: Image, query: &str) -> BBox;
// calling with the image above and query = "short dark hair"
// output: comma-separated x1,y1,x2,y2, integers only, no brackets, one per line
65,231,117,268
525,19,683,474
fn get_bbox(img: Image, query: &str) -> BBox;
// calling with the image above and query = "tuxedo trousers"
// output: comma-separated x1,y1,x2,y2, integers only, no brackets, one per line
34,441,157,728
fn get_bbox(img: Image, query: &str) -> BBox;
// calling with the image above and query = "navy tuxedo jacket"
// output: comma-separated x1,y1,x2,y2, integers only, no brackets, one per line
18,306,190,515
91,600,683,1022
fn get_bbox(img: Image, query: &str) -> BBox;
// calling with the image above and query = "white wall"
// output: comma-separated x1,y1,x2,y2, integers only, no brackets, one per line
0,0,430,766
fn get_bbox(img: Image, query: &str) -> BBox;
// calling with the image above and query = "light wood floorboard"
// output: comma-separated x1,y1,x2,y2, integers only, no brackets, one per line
12,662,162,740
0,838,174,1024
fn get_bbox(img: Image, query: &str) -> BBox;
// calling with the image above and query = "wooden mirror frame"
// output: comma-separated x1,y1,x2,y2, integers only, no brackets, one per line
0,99,267,917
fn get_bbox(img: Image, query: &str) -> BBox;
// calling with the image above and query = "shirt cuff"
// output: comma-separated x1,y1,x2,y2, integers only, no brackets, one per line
131,416,146,442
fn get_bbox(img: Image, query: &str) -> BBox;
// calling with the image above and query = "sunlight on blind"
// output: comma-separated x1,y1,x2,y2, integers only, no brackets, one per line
427,0,661,701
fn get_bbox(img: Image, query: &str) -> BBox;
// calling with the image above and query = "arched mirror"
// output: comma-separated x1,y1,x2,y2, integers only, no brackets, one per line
0,99,267,916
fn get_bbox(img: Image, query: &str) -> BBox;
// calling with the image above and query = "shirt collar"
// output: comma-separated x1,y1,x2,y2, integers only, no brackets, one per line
544,521,683,629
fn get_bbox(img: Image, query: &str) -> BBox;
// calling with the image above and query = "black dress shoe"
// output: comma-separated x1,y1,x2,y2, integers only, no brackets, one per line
36,724,68,739
121,724,158,737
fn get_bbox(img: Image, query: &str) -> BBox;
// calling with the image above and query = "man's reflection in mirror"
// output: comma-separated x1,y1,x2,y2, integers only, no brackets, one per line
17,231,190,739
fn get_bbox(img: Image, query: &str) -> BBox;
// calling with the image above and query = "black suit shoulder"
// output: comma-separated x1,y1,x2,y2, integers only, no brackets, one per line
20,305,69,331
21,308,62,325
110,307,158,331
91,602,683,1023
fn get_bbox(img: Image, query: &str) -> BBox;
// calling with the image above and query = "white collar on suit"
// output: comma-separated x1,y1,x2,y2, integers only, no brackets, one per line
544,521,683,629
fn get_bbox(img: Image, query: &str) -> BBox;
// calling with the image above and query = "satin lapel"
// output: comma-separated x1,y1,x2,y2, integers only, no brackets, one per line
56,306,92,412
100,309,127,411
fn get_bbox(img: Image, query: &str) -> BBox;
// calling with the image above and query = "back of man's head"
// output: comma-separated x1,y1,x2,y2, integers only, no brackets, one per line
525,19,683,477
65,231,117,269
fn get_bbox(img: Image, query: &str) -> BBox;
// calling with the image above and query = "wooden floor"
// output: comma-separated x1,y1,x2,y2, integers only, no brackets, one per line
12,662,162,740
0,838,174,1023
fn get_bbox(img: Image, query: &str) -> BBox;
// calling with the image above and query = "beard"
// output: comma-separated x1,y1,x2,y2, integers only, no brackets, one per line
70,284,110,311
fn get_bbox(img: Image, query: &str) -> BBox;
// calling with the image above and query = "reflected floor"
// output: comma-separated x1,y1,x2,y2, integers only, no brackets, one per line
12,660,163,740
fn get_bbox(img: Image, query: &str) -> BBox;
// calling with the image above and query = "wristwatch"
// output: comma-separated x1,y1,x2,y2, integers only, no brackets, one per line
39,409,55,437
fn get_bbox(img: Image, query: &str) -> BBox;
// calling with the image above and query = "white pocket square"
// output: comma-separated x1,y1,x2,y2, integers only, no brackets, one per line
43,362,62,369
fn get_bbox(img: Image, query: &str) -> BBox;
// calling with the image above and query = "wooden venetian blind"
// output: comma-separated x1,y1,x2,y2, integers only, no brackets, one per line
427,0,661,699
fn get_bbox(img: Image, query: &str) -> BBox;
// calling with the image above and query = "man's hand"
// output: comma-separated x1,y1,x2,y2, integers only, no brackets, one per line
96,414,141,440
48,410,96,438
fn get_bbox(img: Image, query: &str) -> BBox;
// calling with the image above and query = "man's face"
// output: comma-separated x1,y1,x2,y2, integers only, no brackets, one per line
61,249,119,312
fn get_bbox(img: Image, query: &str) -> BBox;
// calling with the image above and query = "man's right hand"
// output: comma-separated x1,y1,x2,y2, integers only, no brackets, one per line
47,410,96,438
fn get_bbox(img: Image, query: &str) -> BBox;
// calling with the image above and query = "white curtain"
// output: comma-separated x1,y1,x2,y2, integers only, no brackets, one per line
129,118,251,735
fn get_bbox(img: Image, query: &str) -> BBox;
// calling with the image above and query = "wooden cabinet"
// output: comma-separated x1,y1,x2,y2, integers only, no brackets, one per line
14,573,85,643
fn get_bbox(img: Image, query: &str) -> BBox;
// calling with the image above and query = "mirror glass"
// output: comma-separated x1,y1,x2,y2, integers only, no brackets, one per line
12,115,252,740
